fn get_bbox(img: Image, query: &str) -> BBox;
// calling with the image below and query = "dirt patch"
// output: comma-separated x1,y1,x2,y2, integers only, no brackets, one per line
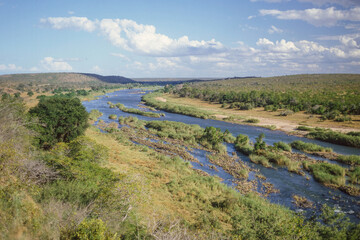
155,97,167,102
212,114,228,119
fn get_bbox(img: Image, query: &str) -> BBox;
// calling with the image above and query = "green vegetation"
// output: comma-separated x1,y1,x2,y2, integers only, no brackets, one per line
234,134,254,156
199,126,226,152
29,96,89,149
163,74,360,117
291,140,333,152
308,162,346,187
273,141,292,152
108,101,164,118
249,154,271,168
109,114,117,120
308,129,360,148
348,167,360,184
2,91,360,239
142,91,211,119
145,120,203,145
89,109,103,122
336,155,360,166
296,125,314,131
244,118,260,123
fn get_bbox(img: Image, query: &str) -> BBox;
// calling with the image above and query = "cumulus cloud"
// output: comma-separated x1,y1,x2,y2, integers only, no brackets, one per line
40,17,97,32
268,25,283,34
260,7,360,27
40,16,360,76
0,64,22,71
41,17,224,57
41,57,73,71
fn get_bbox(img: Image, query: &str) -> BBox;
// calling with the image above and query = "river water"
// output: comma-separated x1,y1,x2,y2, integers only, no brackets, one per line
83,89,360,221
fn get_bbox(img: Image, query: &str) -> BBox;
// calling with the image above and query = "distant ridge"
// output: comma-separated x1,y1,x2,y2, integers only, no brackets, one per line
82,73,136,84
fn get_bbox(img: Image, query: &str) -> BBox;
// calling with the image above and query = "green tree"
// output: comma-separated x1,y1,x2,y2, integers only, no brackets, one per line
254,133,266,151
29,96,89,149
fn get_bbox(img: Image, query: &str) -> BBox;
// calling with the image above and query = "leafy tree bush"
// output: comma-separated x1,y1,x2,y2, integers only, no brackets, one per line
29,96,89,149
254,133,266,151
199,126,225,152
234,134,254,155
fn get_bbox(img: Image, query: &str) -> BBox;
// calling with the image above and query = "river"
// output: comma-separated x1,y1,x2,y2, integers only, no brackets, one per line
83,89,360,222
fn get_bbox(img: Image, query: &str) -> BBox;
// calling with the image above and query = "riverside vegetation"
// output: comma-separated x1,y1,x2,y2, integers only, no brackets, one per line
1,92,360,239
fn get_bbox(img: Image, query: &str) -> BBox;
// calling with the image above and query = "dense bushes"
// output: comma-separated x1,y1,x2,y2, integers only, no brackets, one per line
29,96,89,149
163,75,360,117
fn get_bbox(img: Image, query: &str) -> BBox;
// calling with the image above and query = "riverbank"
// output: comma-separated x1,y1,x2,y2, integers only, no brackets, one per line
149,93,360,136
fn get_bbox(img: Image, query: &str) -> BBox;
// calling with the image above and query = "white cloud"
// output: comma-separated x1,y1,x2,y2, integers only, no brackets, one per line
41,57,73,71
41,17,225,57
268,25,283,34
0,64,22,71
40,16,360,76
260,7,360,27
40,17,97,32
68,11,75,15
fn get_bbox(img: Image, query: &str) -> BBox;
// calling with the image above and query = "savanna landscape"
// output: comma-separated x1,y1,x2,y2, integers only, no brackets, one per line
2,0,360,239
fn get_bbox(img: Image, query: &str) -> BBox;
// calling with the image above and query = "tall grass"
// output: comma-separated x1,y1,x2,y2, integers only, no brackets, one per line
291,140,332,152
308,130,360,148
308,162,346,187
142,91,211,119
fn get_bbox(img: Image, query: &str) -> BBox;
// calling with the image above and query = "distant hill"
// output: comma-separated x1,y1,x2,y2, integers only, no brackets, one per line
0,73,219,88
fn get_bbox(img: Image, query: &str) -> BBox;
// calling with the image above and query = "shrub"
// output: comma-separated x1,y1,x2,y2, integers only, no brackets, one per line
199,126,226,152
254,133,266,151
291,140,332,152
29,96,89,149
223,129,236,143
67,218,115,239
244,118,260,123
296,126,313,131
109,114,117,120
234,134,254,155
279,110,294,116
273,141,292,152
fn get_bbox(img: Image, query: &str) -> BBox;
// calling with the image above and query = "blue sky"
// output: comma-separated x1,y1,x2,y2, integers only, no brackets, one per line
1,0,360,77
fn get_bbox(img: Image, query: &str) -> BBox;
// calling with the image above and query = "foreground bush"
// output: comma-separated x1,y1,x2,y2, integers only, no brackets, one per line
29,96,89,149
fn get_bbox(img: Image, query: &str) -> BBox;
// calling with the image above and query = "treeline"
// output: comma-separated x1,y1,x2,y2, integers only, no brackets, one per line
164,84,360,117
